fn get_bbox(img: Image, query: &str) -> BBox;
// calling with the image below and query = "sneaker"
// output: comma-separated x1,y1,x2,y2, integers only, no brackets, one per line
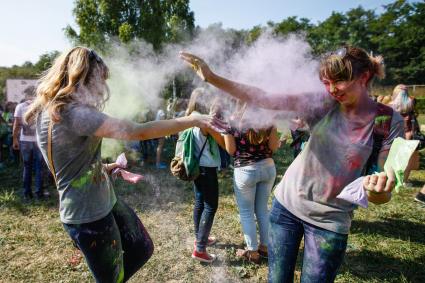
236,248,260,264
194,236,217,248
23,192,33,201
414,191,425,204
258,244,268,258
191,249,216,263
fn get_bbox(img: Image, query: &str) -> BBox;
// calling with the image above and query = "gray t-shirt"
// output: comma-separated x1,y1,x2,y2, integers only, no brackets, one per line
275,104,404,234
36,103,116,224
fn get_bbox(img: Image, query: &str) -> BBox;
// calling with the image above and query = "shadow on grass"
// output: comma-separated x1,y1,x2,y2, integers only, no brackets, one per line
0,161,58,213
341,249,425,282
351,218,425,244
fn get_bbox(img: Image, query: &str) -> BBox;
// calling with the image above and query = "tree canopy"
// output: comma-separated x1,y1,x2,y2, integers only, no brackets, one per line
2,0,424,101
64,0,194,50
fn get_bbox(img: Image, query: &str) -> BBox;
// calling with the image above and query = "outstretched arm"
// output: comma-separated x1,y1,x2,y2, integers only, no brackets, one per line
94,114,222,141
180,52,305,111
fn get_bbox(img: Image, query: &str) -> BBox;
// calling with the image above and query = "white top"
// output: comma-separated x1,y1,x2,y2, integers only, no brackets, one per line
14,100,36,142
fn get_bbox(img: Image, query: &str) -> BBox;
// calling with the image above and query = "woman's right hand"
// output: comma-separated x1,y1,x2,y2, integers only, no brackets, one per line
179,52,212,82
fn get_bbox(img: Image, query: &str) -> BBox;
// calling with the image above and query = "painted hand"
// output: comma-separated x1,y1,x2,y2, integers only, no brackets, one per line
179,51,211,82
363,168,395,194
191,114,229,133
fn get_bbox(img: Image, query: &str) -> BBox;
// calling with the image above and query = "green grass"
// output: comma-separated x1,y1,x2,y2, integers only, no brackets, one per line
1,141,425,283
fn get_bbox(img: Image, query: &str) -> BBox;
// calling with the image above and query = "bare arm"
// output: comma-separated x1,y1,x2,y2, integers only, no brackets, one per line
223,134,236,156
201,127,226,149
180,52,305,111
12,117,21,150
268,127,280,153
94,115,215,141
364,149,393,204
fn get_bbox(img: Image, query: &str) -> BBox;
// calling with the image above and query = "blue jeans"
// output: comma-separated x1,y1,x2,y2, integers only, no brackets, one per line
20,141,43,196
193,166,218,251
268,199,348,283
234,158,276,250
63,199,154,283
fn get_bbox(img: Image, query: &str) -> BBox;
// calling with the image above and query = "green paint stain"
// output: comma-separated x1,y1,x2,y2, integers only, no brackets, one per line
375,115,390,125
320,241,333,252
71,170,93,188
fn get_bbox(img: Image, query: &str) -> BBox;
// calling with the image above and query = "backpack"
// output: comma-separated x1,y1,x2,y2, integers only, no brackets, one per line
170,128,208,181
362,103,393,175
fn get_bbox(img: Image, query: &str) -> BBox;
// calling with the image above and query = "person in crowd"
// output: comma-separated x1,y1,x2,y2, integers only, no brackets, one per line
154,108,167,169
390,84,416,140
185,88,226,263
289,117,310,158
13,86,45,200
0,112,7,168
223,101,279,263
2,102,18,163
138,109,156,167
24,47,219,282
180,46,404,282
390,84,419,186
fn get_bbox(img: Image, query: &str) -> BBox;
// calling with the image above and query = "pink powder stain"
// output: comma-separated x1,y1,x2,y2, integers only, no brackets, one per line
240,139,246,145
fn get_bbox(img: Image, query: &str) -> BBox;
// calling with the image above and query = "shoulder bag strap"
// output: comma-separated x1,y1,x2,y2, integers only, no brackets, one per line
47,120,58,186
197,135,209,161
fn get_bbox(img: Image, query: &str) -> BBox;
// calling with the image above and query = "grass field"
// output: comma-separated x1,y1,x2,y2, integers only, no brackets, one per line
1,141,425,283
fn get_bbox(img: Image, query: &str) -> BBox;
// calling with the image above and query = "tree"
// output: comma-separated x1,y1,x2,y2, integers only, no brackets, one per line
372,0,425,84
65,0,194,50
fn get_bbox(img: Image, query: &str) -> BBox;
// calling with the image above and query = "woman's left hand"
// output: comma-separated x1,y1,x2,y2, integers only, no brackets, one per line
363,169,396,194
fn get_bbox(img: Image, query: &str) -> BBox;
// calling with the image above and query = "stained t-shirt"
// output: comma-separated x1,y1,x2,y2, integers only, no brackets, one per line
36,103,116,224
228,127,273,168
274,103,404,234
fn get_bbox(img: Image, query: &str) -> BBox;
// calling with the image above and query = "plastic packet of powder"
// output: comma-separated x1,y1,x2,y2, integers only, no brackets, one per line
112,153,144,184
336,177,368,208
383,137,419,193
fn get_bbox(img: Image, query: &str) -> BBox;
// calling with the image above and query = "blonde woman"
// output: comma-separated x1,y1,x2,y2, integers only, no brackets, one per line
25,47,219,282
185,88,225,263
390,84,416,140
181,46,404,282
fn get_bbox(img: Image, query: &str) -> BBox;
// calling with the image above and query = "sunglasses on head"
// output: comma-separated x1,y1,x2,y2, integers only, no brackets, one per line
322,46,348,60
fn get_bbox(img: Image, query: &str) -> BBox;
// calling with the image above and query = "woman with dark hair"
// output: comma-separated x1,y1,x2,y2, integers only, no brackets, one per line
25,47,219,282
181,46,404,282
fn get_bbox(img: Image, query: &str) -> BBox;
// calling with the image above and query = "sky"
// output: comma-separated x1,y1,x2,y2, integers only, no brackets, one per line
0,0,398,67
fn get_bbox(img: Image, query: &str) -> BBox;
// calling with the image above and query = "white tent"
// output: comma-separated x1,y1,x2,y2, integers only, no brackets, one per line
6,79,37,103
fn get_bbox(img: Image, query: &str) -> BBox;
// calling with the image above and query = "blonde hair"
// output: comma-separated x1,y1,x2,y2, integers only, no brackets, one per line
319,46,385,84
391,84,414,114
25,46,109,123
185,88,209,116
